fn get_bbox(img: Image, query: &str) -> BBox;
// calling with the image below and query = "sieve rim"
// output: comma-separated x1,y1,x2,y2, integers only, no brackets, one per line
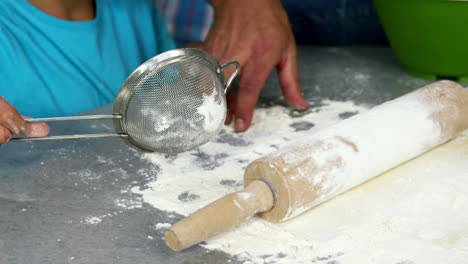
111,48,225,152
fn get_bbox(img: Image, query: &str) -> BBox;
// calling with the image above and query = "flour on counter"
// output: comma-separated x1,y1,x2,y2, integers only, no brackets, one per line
155,223,171,230
132,100,468,264
82,216,103,225
115,196,143,210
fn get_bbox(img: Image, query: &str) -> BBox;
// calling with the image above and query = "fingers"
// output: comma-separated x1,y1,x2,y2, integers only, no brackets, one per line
232,63,271,132
277,42,309,110
0,126,12,143
20,116,49,138
0,95,50,144
24,122,50,138
0,97,26,135
224,92,236,125
204,0,304,132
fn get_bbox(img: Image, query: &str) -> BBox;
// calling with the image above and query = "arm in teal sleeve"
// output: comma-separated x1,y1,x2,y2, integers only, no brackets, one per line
0,26,17,104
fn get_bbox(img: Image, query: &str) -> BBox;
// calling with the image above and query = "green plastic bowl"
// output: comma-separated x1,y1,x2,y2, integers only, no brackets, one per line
374,0,468,81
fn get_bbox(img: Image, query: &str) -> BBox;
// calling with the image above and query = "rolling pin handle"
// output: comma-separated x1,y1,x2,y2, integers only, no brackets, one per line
164,180,275,251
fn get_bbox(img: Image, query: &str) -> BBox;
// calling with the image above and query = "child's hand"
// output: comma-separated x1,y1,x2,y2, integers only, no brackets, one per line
0,96,49,144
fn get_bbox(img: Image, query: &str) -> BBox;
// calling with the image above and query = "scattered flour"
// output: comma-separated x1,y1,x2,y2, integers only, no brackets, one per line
132,100,468,263
354,73,370,83
155,223,172,230
82,216,103,225
115,197,143,210
81,212,121,226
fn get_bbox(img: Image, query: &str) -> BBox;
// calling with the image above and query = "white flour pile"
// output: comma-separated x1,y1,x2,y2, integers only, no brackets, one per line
196,86,226,133
132,100,468,264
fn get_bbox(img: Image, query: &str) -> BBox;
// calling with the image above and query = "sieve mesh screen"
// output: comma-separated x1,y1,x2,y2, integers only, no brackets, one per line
124,55,226,153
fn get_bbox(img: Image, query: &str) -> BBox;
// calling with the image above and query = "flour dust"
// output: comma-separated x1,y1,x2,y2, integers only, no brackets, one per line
132,100,468,264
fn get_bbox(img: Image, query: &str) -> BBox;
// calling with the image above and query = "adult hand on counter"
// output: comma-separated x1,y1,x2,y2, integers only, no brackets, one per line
204,0,309,132
0,96,49,144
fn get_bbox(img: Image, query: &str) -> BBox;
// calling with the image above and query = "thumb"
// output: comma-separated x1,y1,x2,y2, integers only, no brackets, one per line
21,116,50,138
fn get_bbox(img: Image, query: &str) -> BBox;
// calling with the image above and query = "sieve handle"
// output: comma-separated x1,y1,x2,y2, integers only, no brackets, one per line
24,114,120,123
10,114,125,142
10,133,128,142
220,61,240,94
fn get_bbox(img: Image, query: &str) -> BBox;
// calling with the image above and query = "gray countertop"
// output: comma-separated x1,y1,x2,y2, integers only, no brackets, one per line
0,46,439,264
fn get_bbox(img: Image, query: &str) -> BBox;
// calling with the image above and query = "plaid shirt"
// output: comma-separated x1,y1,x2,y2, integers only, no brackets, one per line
154,0,214,48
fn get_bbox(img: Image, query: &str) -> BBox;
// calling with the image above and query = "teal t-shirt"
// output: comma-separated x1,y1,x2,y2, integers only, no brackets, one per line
0,0,175,117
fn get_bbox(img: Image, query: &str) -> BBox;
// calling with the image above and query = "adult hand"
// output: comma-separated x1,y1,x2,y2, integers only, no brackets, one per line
0,96,49,144
204,0,309,132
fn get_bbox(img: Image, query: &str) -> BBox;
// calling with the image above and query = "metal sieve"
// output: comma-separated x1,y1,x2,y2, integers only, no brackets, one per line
11,48,240,153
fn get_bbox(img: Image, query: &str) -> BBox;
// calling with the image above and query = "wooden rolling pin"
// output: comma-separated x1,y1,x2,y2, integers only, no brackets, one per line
165,80,468,251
